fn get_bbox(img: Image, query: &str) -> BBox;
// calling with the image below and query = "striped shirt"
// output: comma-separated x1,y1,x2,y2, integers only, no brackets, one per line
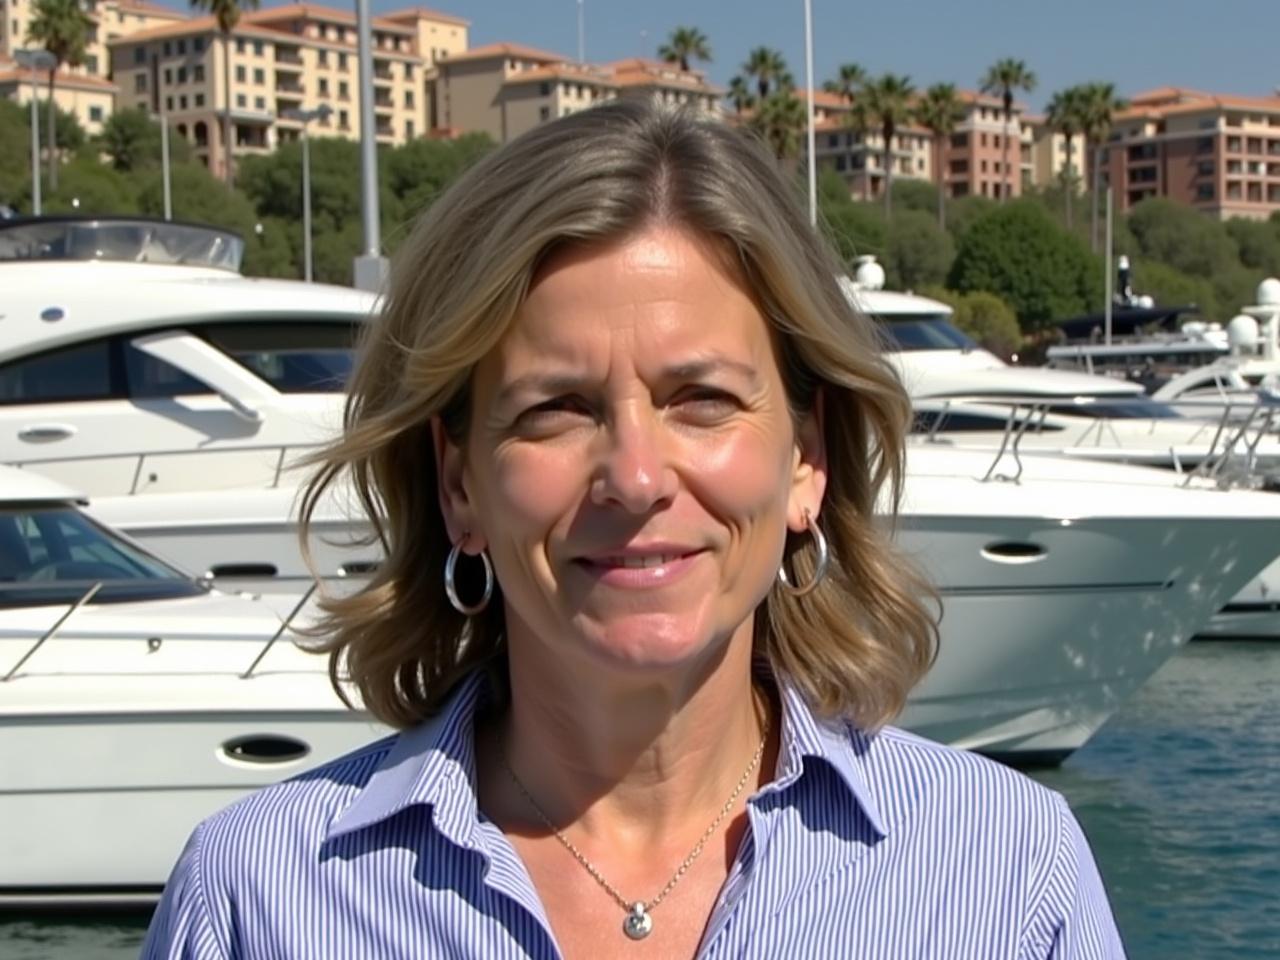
142,672,1125,958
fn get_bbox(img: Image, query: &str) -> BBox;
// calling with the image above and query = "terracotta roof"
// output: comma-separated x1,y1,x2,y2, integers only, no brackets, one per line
441,41,565,64
1127,86,1214,106
1115,90,1280,122
610,59,723,95
115,0,187,18
814,116,929,138
795,88,851,109
382,6,470,28
246,6,415,35
504,64,617,87
105,15,284,44
954,88,1018,109
0,67,118,92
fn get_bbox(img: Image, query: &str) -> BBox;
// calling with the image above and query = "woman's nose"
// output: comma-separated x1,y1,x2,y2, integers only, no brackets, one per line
589,406,677,513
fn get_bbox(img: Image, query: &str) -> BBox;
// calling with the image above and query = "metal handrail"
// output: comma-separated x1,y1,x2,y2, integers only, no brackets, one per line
2,581,103,681
240,580,319,679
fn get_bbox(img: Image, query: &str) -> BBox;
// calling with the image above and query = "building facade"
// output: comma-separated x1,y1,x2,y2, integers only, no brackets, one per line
940,90,1030,200
799,89,934,199
1100,87,1280,220
0,60,115,135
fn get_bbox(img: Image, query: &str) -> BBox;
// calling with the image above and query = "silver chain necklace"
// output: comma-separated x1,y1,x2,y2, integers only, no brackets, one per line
498,710,770,941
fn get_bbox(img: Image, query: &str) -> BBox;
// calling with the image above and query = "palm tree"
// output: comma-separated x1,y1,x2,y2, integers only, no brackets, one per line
846,99,874,202
863,73,915,219
915,82,964,228
749,91,806,164
726,75,754,116
822,62,866,104
190,0,261,183
1045,85,1087,228
979,57,1036,202
657,26,711,72
742,47,788,100
1079,82,1128,251
26,0,91,191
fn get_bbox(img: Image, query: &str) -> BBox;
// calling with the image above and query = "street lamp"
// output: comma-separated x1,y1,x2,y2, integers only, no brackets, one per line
14,48,56,216
283,103,333,282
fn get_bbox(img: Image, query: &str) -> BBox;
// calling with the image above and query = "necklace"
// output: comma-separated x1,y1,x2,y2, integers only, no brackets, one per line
498,705,770,942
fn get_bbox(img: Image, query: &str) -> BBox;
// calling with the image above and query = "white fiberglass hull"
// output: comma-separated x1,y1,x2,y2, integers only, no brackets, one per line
1,666,384,905
1197,554,1280,638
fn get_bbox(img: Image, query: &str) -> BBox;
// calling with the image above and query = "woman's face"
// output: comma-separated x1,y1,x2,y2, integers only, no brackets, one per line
436,226,825,674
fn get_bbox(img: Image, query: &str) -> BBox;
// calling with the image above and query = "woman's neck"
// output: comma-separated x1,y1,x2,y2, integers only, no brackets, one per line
483,627,773,846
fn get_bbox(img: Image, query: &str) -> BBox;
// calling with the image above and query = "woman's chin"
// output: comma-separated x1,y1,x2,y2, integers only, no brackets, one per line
572,614,729,673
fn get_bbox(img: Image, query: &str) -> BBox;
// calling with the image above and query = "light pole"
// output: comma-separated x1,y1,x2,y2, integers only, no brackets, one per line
14,48,56,216
352,0,387,292
283,104,333,282
802,0,816,227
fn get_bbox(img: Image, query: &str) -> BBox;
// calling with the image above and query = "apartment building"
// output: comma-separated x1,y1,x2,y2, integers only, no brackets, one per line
107,3,468,178
0,58,115,135
1099,87,1280,220
800,89,935,198
1024,113,1084,192
940,90,1030,199
434,45,721,144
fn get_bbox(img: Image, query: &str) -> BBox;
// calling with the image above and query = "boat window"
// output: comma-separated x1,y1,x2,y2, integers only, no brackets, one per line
199,322,359,393
123,341,212,398
0,341,119,404
911,410,1067,433
0,505,205,607
880,315,979,352
1046,397,1183,419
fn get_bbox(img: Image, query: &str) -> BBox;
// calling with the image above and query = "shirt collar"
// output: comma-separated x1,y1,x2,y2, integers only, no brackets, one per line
326,668,888,842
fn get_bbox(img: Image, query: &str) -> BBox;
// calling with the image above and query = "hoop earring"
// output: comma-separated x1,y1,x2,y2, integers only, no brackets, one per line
777,509,829,597
445,539,494,615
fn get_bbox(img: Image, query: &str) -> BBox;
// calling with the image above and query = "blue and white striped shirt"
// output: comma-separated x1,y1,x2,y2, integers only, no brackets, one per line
142,672,1125,958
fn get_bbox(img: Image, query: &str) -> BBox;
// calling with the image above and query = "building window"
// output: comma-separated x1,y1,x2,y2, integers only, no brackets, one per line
1227,136,1242,152
253,68,264,84
176,39,186,55
236,65,246,82
194,37,204,52
405,90,414,108
539,105,550,121
1130,166,1157,184
133,46,146,65
318,78,329,95
1247,138,1263,154
1197,159,1214,176
195,93,204,107
166,96,174,110
318,50,328,66
1247,182,1262,202
539,81,550,96
339,80,349,99
339,53,348,69
236,38,246,54
89,106,103,122
979,159,988,173
405,119,414,138
339,109,349,128
177,95,186,109
950,132,968,149
979,132,987,147
163,41,171,56
1226,181,1242,200
86,54,98,73
135,73,147,92
254,96,265,109
193,65,204,82
236,93,246,107
177,66,187,83
254,40,264,56
163,67,172,83
405,64,414,80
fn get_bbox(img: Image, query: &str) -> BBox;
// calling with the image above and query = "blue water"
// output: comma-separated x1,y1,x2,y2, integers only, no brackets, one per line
2,642,1277,959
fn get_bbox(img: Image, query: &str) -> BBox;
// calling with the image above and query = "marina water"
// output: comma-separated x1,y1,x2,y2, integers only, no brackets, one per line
3,641,1277,959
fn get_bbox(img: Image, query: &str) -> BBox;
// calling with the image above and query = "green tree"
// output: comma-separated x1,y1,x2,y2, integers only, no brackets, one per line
726,75,754,116
923,287,1023,358
657,26,711,72
1225,218,1280,277
384,132,495,220
190,0,261,183
979,57,1036,202
749,90,806,164
742,47,789,99
845,98,874,202
1078,82,1127,251
914,82,964,228
945,194,996,244
98,108,193,171
0,100,32,211
26,0,91,191
882,209,954,291
817,169,886,265
1045,85,1086,227
948,200,1097,332
887,178,940,216
862,73,915,219
1127,197,1239,279
43,154,140,214
1125,259,1220,320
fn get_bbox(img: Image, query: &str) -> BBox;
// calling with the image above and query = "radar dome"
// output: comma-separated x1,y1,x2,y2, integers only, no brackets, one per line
1136,294,1155,308
1227,313,1259,352
853,255,885,291
1257,277,1280,306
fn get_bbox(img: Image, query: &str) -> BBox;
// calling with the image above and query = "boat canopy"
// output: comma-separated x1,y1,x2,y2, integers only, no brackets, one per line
0,217,243,272
1054,305,1200,341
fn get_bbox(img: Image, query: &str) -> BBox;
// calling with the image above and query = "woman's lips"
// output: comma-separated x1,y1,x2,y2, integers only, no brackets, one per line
571,549,705,588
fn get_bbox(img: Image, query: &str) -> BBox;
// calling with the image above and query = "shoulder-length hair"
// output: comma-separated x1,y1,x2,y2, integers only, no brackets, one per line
301,99,938,732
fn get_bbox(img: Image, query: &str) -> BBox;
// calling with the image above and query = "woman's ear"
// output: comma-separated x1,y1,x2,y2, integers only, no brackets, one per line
431,416,484,551
788,389,828,532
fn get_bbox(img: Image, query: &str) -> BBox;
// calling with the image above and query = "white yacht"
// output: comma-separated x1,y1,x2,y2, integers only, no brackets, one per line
0,218,377,497
0,465,382,906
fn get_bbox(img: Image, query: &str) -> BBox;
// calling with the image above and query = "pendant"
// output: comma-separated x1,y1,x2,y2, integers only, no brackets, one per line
623,901,653,940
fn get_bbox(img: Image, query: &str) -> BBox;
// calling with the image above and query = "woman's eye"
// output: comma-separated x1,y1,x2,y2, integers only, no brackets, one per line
675,389,739,419
516,397,592,428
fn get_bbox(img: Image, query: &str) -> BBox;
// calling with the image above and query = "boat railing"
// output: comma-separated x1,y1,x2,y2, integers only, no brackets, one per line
10,440,325,494
916,393,1280,488
0,572,363,683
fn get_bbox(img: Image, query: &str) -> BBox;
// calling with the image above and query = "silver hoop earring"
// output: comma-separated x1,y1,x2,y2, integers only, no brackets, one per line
445,539,494,615
777,509,829,597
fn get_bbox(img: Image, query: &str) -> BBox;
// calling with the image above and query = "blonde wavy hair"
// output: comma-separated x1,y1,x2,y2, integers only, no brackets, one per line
301,99,938,732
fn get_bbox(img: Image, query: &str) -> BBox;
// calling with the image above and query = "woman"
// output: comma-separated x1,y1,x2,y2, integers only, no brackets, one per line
143,101,1124,958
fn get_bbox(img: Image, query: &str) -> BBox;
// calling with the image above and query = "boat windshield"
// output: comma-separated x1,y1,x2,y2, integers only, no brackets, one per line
881,315,979,352
0,218,243,271
0,505,206,608
1046,396,1184,419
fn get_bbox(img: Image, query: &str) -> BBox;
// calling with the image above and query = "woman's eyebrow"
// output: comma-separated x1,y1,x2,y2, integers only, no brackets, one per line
495,373,587,407
663,358,760,383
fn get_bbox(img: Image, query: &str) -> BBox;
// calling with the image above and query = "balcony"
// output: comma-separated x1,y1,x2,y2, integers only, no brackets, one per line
373,61,394,84
373,90,394,109
275,74,304,94
275,47,303,67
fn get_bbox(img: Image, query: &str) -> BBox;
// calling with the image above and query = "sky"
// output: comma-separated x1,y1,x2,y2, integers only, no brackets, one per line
382,0,1277,111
